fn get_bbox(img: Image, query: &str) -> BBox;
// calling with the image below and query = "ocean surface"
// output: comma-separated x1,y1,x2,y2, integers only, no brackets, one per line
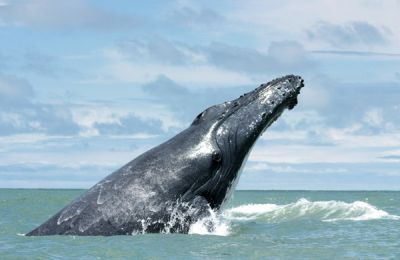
1,189,399,259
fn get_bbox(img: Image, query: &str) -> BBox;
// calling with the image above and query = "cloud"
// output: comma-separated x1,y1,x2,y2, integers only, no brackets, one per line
0,74,79,135
0,73,34,105
0,180,95,189
141,75,207,122
167,6,225,29
143,74,190,96
21,49,85,78
248,75,400,167
325,82,400,129
0,0,137,31
363,108,384,128
276,77,400,132
379,155,400,161
70,104,168,137
307,21,387,48
252,111,400,165
0,104,80,136
94,114,164,136
141,75,254,123
225,1,400,53
250,139,394,164
205,41,315,75
246,162,348,174
103,49,253,86
113,38,315,81
0,161,115,188
22,50,57,77
238,163,400,190
311,50,400,57
116,37,203,66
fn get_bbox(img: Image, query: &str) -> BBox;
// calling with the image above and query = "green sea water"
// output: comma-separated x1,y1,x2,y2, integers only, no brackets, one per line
1,189,399,259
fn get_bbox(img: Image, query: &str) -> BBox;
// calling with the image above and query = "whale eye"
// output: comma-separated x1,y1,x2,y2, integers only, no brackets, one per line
212,151,222,164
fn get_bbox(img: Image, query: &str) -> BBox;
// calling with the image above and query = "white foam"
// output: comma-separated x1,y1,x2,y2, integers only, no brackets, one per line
188,208,230,236
223,198,400,223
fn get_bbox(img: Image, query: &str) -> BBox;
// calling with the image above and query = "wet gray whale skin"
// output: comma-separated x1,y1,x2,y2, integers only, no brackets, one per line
27,75,304,236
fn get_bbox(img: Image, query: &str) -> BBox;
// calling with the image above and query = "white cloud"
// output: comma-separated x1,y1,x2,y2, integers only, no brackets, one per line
0,0,137,31
247,162,347,174
0,133,70,145
297,75,331,109
0,180,96,189
225,0,400,52
101,48,254,87
250,143,370,164
109,133,159,140
307,21,387,48
0,136,147,166
363,108,384,127
253,122,400,164
70,102,183,136
71,106,123,137
0,74,34,101
99,38,316,87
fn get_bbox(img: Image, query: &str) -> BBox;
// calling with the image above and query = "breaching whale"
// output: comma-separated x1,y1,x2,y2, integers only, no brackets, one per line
27,75,304,236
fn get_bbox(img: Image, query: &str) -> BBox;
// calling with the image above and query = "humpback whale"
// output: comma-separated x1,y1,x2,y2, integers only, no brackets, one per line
27,75,304,236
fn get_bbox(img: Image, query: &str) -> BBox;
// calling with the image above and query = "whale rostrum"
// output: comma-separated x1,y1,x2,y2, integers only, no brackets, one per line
27,75,304,236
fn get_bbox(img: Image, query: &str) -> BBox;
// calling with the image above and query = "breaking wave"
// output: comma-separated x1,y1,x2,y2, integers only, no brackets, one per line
223,198,400,222
188,198,399,236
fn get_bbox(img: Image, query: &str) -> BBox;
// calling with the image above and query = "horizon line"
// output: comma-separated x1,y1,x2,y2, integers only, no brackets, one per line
1,188,399,192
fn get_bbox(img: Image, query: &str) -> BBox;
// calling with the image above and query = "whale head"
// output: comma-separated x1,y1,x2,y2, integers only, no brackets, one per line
183,75,304,209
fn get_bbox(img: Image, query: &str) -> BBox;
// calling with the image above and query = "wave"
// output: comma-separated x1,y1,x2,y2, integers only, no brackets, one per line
223,198,400,222
188,198,399,236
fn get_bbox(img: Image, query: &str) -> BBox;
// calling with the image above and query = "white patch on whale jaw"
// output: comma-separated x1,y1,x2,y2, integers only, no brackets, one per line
187,121,219,159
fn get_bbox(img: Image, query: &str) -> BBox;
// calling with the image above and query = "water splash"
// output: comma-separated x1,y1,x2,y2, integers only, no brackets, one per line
188,208,230,236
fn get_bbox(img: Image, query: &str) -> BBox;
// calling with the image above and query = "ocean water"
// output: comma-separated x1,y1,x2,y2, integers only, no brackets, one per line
1,189,399,259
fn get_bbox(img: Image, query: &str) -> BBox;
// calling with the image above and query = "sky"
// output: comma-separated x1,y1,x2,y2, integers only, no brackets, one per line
0,0,400,190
